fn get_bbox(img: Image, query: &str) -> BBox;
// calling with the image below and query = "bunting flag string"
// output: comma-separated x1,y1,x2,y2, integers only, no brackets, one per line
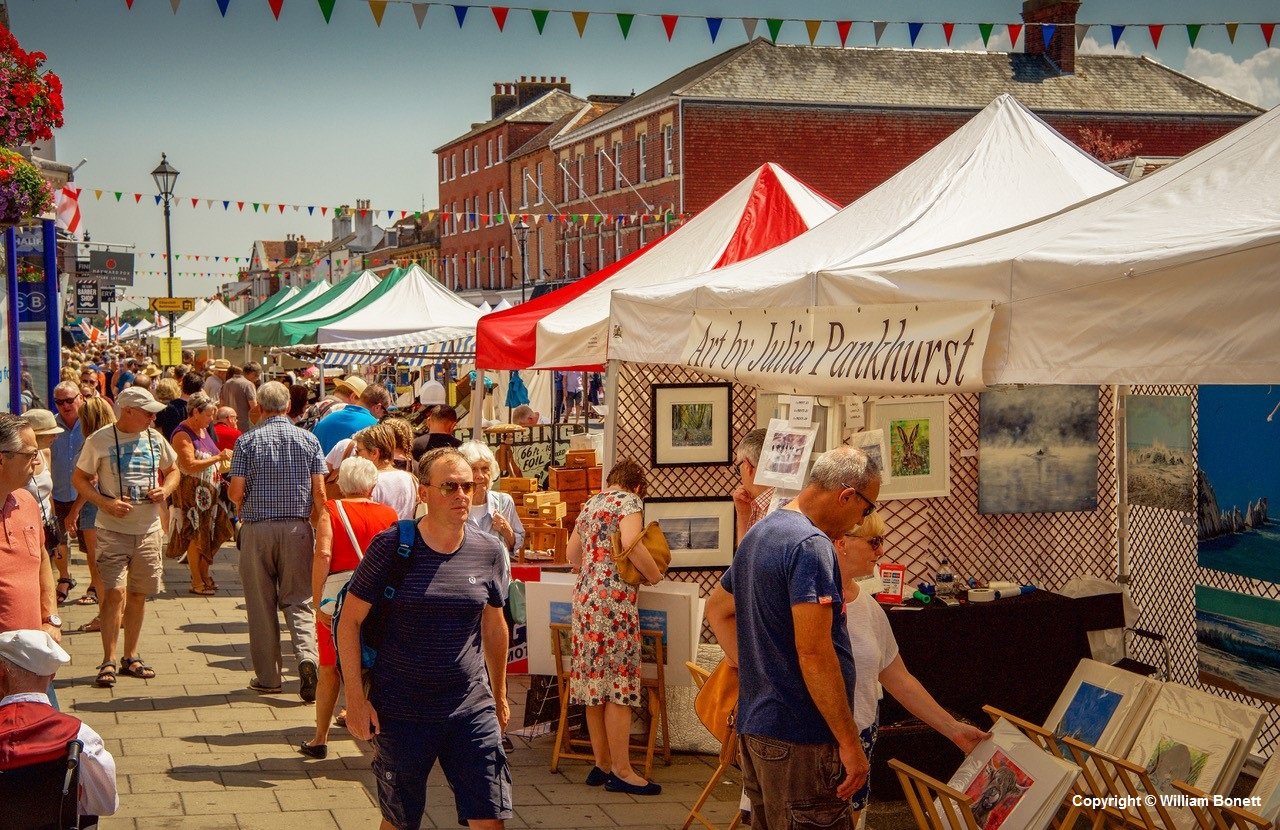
115,2,1280,53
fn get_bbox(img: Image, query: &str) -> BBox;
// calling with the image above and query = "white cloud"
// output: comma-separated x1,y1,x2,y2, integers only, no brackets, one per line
1077,34,1137,56
1182,48,1280,108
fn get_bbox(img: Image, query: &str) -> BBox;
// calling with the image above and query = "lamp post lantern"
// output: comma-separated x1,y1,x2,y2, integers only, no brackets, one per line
513,218,530,304
151,153,179,338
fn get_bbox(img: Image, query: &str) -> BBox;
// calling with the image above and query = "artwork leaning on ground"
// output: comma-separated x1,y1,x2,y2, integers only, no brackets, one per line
1197,385,1280,584
978,385,1099,514
1125,395,1193,512
1195,585,1280,707
1126,704,1237,797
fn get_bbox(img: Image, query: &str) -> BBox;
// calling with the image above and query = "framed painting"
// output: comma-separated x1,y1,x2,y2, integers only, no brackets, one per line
1195,585,1280,706
847,428,892,488
650,383,733,467
1127,706,1238,796
1125,394,1193,512
870,397,950,500
645,497,736,569
755,417,820,491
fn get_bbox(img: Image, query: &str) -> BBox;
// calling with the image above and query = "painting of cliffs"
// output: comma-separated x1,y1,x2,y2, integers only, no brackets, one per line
1196,386,1280,585
1125,395,1194,513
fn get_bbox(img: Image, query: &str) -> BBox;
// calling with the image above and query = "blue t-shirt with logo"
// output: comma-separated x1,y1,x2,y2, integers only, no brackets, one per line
720,508,855,745
311,404,377,454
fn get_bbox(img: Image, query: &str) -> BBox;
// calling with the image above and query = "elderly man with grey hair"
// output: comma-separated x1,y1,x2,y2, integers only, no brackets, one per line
706,445,882,830
732,427,773,542
228,381,328,701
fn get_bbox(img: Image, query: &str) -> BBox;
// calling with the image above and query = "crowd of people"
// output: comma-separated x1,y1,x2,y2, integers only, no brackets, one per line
0,339,991,829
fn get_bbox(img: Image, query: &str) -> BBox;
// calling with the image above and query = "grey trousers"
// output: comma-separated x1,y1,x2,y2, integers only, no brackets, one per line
239,519,318,687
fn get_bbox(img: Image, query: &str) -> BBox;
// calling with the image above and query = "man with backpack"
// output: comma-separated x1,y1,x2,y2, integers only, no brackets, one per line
337,447,512,830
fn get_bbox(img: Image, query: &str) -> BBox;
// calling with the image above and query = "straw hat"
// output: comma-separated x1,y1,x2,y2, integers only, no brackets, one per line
20,409,64,437
143,364,162,378
334,376,368,397
210,359,232,371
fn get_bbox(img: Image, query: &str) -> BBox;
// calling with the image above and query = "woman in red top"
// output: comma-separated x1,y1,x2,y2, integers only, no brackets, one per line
301,456,397,759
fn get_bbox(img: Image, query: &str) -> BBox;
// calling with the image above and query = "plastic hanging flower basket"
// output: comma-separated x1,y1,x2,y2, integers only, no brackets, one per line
0,147,53,226
0,25,63,147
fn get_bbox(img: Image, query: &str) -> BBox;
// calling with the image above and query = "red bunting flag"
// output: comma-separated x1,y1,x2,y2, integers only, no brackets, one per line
125,0,135,8
943,22,955,44
268,0,283,20
1148,24,1163,48
237,201,244,211
134,193,142,203
1007,23,1023,47
836,20,852,46
492,6,508,30
1263,23,1276,47
278,204,285,213
661,14,678,40
190,198,198,208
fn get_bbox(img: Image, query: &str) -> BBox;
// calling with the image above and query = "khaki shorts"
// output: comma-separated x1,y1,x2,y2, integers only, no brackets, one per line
96,527,165,596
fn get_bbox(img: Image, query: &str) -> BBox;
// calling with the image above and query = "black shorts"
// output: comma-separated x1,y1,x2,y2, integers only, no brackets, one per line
372,706,511,829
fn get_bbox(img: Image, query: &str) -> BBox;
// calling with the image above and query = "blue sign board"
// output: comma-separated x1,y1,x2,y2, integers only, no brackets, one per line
17,283,50,323
14,228,42,256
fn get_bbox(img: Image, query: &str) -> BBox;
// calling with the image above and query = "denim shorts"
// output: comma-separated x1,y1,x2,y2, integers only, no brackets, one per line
371,706,512,829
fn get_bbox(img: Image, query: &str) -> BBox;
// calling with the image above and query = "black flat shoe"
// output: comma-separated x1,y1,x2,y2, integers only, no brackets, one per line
604,773,661,796
585,766,609,786
298,740,327,759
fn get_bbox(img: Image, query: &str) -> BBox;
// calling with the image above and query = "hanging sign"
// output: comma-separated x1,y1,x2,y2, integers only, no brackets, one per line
680,302,994,395
75,279,100,315
158,337,183,367
16,283,49,323
88,250,135,286
149,296,195,313
99,286,117,304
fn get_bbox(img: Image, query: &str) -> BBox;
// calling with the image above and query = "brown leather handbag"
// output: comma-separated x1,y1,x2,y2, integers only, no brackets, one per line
695,659,739,745
610,521,672,585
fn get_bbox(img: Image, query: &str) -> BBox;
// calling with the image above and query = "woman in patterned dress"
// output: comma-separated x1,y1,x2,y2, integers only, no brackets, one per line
565,459,665,796
166,393,234,594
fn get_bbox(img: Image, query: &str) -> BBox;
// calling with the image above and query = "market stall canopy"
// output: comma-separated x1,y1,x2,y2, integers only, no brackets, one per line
118,318,152,340
244,270,382,347
476,162,838,370
315,265,483,345
207,280,330,349
608,94,1126,390
151,299,237,349
206,285,299,348
819,101,1280,386
275,326,476,367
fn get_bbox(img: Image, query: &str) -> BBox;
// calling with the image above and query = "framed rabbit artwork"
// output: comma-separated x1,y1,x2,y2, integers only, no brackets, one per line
870,396,951,500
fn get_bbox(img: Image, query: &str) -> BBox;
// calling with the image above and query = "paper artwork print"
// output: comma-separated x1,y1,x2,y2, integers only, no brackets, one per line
670,402,714,447
979,386,1099,514
890,418,931,477
755,418,819,490
1195,585,1280,706
1128,707,1236,798
1197,386,1280,584
1125,395,1193,512
964,750,1034,830
1055,681,1122,757
1144,739,1210,796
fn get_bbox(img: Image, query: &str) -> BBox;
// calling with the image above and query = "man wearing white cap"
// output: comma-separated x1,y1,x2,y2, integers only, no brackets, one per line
0,629,118,817
72,387,178,688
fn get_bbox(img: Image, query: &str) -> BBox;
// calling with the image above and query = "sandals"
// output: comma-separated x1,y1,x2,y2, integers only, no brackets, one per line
95,662,116,687
74,587,98,606
188,585,217,596
120,657,156,680
56,577,76,605
78,616,101,633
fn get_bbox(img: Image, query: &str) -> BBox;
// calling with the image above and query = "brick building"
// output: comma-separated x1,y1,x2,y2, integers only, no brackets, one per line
546,0,1259,280
434,77,585,298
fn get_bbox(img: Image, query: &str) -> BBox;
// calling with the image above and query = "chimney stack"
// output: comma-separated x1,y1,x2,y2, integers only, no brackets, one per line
1022,0,1081,74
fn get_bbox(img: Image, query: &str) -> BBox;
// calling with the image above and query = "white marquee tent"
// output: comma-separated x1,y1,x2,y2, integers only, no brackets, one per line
315,265,483,344
154,299,238,349
609,95,1126,369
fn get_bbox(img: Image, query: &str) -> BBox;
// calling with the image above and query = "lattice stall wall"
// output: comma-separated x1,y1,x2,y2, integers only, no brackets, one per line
1127,386,1278,760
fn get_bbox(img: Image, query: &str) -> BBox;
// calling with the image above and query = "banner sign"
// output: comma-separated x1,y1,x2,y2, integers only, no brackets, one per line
14,227,42,256
88,250,135,286
680,302,994,395
75,279,100,315
99,286,116,304
16,283,49,323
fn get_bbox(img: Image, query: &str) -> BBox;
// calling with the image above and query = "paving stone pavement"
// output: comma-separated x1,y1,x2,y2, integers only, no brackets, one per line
52,543,750,829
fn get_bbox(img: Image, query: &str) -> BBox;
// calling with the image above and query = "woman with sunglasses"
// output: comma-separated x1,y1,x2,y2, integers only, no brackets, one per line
351,424,418,520
167,394,235,595
457,440,524,557
836,512,989,825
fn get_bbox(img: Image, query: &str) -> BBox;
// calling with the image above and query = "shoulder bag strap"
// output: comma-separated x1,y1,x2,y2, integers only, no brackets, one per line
333,500,365,560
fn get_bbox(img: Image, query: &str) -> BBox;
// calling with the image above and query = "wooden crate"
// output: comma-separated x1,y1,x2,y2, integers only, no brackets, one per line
566,449,597,468
548,466,587,491
518,504,543,519
562,488,592,509
524,526,568,563
498,477,539,494
524,491,562,508
587,466,602,489
539,501,568,519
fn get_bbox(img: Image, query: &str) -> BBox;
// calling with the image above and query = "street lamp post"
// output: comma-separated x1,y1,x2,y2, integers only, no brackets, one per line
513,218,530,304
151,153,179,339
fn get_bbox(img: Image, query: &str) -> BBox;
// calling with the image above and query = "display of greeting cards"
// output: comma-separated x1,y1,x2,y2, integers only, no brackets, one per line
1042,659,1159,757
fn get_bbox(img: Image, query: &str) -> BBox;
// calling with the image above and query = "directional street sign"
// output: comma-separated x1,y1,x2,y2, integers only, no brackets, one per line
149,297,195,313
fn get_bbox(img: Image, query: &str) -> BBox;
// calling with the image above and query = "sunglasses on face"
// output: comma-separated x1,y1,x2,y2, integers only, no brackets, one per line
430,481,475,496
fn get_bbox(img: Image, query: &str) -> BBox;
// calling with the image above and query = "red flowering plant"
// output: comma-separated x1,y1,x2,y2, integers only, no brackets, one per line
0,147,53,225
0,25,63,147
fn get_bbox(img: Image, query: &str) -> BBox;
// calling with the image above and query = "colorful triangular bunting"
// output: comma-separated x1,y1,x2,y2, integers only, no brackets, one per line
661,14,678,41
133,193,142,203
1263,23,1276,47
1148,24,1163,48
873,21,888,44
742,17,757,40
979,22,993,46
453,5,467,28
1225,22,1238,43
766,19,783,43
268,0,283,20
1041,23,1056,48
170,0,181,11
836,20,852,47
1076,23,1090,46
369,0,387,27
805,19,821,45
94,190,103,200
1111,24,1125,47
706,17,722,42
411,3,427,27
316,0,334,23
943,22,955,44
491,6,507,30
572,10,588,37
1007,23,1022,47
616,13,633,38
1185,23,1201,47
531,8,548,34
908,22,923,46
215,0,229,16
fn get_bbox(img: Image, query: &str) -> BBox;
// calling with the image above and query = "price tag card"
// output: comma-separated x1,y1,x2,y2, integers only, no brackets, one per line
788,395,814,429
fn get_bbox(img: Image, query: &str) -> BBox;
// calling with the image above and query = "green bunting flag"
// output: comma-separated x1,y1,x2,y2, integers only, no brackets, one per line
316,0,334,23
1185,23,1200,46
979,22,994,46
531,8,548,33
617,13,633,38
766,18,783,43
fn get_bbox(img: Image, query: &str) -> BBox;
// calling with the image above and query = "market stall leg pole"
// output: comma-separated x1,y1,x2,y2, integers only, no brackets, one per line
318,360,325,400
5,227,20,411
473,368,485,440
42,218,60,407
603,359,620,475
1115,385,1130,588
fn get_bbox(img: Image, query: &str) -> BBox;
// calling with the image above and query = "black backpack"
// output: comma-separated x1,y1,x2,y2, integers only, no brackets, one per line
331,519,417,680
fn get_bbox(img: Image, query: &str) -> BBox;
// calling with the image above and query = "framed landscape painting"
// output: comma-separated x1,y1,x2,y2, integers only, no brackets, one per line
650,383,732,467
1125,395,1193,512
645,498,736,569
1195,585,1280,706
871,397,950,500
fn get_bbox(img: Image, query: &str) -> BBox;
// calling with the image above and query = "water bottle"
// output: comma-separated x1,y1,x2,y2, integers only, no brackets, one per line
935,558,955,598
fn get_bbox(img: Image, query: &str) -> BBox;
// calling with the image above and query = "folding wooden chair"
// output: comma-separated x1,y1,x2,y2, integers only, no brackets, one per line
889,757,982,830
1061,736,1178,829
548,623,671,778
681,662,741,830
1172,780,1274,830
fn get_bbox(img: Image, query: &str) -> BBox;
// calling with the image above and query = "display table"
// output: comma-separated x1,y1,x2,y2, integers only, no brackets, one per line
872,590,1123,799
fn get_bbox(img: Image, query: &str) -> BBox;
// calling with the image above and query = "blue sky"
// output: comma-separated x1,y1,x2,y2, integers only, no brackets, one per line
9,0,1279,307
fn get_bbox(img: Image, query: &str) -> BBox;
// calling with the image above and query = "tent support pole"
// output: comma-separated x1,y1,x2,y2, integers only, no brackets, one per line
473,369,486,440
1115,384,1130,587
603,359,620,476
318,359,325,400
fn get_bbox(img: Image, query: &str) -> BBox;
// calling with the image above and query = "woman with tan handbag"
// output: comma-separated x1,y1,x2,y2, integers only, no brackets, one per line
565,459,665,796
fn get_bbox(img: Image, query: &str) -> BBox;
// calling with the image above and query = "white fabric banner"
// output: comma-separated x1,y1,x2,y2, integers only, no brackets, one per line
680,302,994,395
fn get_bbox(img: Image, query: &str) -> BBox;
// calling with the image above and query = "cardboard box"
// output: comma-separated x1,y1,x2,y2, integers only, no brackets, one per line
524,491,562,508
566,449,597,468
498,477,539,494
549,467,587,491
587,465,603,489
539,501,568,519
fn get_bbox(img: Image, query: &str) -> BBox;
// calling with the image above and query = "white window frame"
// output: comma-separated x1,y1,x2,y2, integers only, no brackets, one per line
639,215,647,246
597,229,604,269
466,252,474,288
576,154,585,199
615,224,623,260
561,159,570,202
596,150,605,195
497,135,504,161
488,192,495,226
562,234,569,277
577,232,585,278
613,142,622,189
638,134,647,183
521,167,529,208
487,139,494,167
536,163,544,203
488,246,495,287
663,126,674,177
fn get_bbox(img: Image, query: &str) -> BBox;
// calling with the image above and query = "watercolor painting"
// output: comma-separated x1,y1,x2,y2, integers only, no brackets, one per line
964,750,1034,830
1054,681,1123,757
1195,585,1280,706
890,418,931,477
1125,395,1193,512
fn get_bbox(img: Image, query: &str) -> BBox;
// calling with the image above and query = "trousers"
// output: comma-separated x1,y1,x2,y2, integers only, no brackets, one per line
239,519,317,687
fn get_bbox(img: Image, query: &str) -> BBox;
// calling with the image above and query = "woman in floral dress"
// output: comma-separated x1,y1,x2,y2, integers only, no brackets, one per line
566,459,664,796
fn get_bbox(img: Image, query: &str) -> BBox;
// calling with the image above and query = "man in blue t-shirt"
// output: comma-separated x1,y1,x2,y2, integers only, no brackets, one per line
707,446,881,830
310,383,389,453
339,447,511,830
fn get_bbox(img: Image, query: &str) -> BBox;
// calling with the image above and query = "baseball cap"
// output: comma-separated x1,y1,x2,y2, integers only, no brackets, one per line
115,386,167,414
0,629,70,676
